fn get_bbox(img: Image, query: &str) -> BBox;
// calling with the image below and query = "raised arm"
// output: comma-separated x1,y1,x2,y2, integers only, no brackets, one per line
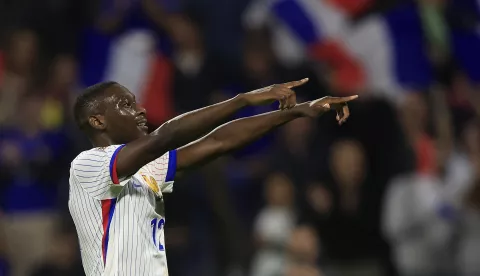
175,96,358,172
115,79,308,178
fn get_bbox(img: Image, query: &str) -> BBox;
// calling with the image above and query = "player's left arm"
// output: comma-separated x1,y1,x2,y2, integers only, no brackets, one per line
173,96,357,176
149,78,308,150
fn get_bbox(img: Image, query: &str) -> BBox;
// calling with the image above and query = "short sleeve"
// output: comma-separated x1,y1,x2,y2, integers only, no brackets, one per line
144,150,177,194
71,145,130,200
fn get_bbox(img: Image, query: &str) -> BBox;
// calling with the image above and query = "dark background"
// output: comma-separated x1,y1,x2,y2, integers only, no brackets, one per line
0,0,479,275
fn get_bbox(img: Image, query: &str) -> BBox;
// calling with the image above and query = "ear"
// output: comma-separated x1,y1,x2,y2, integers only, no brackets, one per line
88,115,107,130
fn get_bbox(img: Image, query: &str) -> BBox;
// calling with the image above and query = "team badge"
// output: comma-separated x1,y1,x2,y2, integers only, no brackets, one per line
142,174,159,194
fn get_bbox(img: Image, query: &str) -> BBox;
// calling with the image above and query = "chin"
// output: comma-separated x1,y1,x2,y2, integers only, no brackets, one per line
135,130,148,138
136,125,150,135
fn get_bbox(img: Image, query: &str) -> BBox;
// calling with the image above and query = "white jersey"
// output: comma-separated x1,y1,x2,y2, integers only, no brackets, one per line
68,145,176,276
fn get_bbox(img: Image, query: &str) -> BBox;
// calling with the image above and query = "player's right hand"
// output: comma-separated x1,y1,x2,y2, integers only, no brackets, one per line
300,95,358,125
242,78,309,110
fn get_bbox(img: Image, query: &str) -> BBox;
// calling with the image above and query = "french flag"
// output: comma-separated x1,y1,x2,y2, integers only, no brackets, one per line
271,0,432,99
270,0,366,94
79,5,175,127
344,1,433,100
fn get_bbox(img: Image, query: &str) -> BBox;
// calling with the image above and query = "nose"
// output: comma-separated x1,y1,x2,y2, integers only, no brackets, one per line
136,104,147,116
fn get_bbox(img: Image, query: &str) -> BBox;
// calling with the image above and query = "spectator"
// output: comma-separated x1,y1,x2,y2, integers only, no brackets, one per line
0,94,71,276
382,153,456,276
168,14,217,114
398,93,436,174
455,120,480,275
285,225,323,276
271,117,317,189
0,29,37,126
250,172,296,276
304,139,385,276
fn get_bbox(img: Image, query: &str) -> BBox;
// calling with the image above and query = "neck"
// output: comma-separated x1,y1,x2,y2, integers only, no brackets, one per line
91,133,114,148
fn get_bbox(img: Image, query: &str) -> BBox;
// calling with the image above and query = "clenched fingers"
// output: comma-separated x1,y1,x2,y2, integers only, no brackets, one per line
275,87,296,110
337,105,350,125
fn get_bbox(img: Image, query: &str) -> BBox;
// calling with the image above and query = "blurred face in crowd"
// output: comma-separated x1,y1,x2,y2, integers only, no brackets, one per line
245,48,271,78
399,93,428,137
307,183,333,215
50,55,77,88
8,30,37,74
287,226,319,264
244,36,275,82
264,172,294,207
329,139,366,188
168,15,201,51
167,15,204,75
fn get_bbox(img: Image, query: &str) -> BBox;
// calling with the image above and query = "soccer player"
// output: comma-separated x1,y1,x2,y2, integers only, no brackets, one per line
69,78,357,276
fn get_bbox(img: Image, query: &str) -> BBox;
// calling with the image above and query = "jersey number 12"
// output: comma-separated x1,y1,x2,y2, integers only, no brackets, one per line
151,218,165,251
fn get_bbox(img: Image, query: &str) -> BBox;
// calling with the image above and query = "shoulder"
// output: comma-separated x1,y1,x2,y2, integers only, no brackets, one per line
71,145,123,167
386,174,415,194
74,146,122,160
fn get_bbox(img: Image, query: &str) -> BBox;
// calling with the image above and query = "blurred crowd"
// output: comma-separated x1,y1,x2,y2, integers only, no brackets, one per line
0,0,479,275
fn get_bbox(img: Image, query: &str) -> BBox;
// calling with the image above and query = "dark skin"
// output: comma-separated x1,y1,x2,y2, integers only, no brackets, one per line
87,79,357,179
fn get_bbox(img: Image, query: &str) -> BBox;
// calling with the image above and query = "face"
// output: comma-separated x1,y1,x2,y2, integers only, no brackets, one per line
400,93,428,134
330,139,366,188
51,55,77,87
10,30,37,73
168,15,201,50
244,45,273,81
287,226,319,263
90,84,148,144
265,173,294,207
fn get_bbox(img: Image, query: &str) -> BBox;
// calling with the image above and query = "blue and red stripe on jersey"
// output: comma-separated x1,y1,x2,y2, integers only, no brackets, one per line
109,144,126,185
101,198,117,265
101,145,124,264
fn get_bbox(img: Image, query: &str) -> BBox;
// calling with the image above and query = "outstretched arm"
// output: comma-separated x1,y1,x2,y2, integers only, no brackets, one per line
176,95,358,172
150,79,305,148
115,79,308,179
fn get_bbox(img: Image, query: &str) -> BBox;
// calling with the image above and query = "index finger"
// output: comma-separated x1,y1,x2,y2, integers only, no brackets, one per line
283,78,309,89
328,95,358,104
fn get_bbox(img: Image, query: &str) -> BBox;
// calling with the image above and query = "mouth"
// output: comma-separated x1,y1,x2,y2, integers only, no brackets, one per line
136,117,148,131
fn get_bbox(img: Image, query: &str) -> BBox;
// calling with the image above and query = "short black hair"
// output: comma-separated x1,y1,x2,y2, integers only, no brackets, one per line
73,81,118,130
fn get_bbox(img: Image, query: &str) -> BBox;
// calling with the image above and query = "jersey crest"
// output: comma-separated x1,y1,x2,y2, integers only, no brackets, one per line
142,174,159,194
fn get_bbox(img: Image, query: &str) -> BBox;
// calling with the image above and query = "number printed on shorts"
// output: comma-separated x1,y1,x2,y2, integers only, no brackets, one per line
151,218,165,251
